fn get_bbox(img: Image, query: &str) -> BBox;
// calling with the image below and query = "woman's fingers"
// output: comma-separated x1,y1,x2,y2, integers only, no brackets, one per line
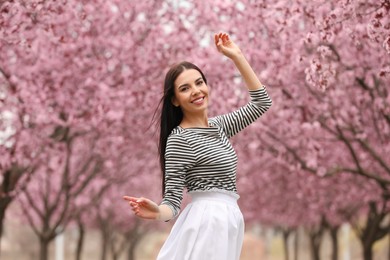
123,196,159,219
129,201,138,208
214,34,219,46
223,34,229,43
214,32,231,49
137,197,146,203
123,196,141,212
124,196,146,210
123,196,148,205
123,196,138,202
214,34,223,50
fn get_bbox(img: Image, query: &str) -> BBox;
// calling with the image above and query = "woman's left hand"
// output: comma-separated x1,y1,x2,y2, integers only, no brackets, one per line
214,32,242,60
123,196,160,220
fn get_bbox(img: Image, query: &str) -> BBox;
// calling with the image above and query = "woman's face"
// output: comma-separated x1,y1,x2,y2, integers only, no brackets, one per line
172,69,209,116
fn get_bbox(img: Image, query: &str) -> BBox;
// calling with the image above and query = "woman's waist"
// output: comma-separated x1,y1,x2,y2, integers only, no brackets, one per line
188,188,240,205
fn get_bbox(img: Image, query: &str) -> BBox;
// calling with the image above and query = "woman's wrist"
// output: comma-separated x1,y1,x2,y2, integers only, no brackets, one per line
156,211,162,220
157,204,174,221
230,51,245,63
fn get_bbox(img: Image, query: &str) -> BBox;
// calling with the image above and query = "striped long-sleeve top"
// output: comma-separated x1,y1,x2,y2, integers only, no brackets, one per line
160,87,272,218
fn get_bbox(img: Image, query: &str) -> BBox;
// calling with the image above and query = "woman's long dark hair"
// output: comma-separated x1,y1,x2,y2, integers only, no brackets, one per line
158,61,207,197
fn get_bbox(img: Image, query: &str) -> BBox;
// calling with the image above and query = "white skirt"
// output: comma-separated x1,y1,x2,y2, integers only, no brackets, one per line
157,190,245,260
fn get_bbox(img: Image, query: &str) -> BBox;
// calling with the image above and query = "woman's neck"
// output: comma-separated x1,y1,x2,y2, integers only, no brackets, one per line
180,114,209,128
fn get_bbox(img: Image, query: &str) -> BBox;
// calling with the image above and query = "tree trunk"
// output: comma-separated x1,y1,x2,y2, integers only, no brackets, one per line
0,165,26,252
329,227,339,260
309,237,321,260
127,236,139,260
39,237,50,260
75,221,85,260
111,238,120,260
388,233,390,260
362,242,374,260
127,224,145,260
0,198,11,256
282,229,291,260
354,202,390,260
100,224,109,260
294,229,298,260
0,198,11,238
100,233,108,260
308,225,324,260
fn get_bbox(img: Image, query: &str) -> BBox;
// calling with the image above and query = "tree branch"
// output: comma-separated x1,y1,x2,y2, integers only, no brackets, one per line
357,139,390,174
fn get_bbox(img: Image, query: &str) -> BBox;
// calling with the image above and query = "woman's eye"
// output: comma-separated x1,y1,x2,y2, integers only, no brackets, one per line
197,81,204,85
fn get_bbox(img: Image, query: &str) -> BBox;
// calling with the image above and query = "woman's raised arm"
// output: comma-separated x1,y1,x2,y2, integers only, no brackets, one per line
214,32,264,91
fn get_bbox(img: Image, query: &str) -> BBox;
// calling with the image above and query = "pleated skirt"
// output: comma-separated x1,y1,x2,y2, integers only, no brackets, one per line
157,190,245,260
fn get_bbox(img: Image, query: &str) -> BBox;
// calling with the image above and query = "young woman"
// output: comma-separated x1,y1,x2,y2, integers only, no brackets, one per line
123,32,272,260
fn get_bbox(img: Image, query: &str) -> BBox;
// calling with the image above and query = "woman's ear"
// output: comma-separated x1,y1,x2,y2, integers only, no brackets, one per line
171,96,179,107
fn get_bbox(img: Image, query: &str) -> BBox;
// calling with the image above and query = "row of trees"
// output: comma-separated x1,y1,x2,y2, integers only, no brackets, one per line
1,0,389,260
235,0,389,259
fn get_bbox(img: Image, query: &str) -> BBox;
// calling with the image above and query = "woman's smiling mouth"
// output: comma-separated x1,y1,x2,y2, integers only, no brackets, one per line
191,97,205,104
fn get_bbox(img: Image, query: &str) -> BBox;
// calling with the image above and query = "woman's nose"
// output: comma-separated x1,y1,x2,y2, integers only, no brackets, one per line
192,88,201,95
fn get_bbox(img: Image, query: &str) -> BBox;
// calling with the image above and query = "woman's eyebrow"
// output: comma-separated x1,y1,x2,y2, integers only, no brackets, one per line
178,77,203,89
178,83,189,89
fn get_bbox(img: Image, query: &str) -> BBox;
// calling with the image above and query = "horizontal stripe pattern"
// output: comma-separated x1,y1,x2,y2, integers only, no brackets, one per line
161,87,272,218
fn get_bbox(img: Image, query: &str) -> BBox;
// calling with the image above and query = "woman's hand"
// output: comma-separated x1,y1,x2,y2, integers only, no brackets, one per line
214,32,242,60
123,196,160,220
